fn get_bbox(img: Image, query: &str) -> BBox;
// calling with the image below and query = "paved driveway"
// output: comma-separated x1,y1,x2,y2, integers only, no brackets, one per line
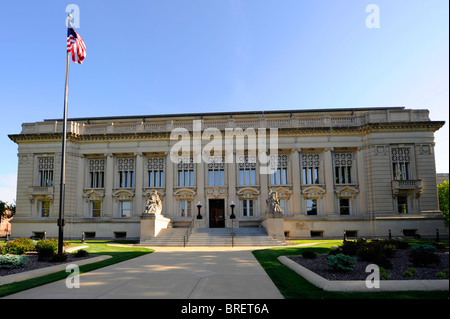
3,246,284,299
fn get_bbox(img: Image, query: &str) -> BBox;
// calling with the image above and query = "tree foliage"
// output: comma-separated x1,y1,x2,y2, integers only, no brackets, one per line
0,200,16,219
438,180,449,226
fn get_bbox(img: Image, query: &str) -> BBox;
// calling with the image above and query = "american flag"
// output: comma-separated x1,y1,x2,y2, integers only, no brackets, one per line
67,27,86,64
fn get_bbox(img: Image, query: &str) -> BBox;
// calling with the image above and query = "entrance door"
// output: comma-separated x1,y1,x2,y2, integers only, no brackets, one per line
209,199,225,228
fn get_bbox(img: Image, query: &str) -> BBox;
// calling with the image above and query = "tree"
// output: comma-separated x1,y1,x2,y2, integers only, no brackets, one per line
438,180,449,226
0,200,15,219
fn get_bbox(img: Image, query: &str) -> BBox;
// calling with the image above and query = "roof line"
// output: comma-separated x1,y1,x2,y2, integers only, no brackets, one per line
44,106,406,122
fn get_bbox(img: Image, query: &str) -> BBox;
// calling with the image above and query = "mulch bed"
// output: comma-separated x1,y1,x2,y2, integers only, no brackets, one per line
288,248,449,281
0,251,94,277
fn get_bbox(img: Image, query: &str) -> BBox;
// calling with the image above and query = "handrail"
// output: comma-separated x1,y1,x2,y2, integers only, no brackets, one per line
184,217,195,247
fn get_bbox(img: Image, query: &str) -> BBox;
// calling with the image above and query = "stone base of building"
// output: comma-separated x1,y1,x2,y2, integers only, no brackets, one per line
284,216,448,240
9,216,448,242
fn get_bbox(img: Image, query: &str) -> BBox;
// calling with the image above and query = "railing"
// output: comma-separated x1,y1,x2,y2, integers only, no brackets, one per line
20,109,433,136
183,217,196,247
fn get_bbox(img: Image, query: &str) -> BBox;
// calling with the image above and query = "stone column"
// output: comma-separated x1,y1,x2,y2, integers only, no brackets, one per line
356,146,367,217
165,152,174,218
323,148,335,215
104,154,114,218
227,151,237,218
291,149,301,215
134,153,144,216
196,151,205,213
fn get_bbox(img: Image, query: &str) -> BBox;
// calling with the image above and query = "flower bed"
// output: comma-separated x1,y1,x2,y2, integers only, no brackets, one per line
288,240,449,281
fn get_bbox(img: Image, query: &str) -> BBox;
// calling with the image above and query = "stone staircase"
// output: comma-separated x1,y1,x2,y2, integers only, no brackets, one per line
139,228,187,246
139,227,286,247
187,228,286,247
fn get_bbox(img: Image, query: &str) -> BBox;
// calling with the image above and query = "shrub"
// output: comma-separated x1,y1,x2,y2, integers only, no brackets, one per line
412,244,437,253
73,249,89,258
301,250,317,259
328,247,343,256
51,253,67,263
1,238,35,255
402,270,414,278
326,253,357,272
382,244,397,258
409,247,440,267
340,240,360,256
0,254,28,269
35,238,59,260
379,267,391,280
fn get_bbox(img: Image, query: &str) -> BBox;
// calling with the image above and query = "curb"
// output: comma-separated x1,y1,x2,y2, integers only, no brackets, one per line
0,255,112,286
278,256,449,292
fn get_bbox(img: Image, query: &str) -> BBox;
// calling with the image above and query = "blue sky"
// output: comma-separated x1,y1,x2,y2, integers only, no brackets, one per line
0,0,448,203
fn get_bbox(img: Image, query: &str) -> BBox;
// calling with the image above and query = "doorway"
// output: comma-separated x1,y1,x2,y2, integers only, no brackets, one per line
209,199,225,228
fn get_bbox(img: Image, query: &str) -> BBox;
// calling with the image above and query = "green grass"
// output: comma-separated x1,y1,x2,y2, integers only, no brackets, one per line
0,241,153,297
252,240,449,299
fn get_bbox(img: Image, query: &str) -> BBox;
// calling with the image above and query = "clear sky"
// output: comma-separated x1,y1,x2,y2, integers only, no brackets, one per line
0,0,448,204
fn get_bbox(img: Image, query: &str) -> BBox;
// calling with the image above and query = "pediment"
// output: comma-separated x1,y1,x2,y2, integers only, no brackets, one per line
270,186,293,199
334,185,359,199
112,189,135,200
301,185,326,199
174,188,196,200
237,187,260,200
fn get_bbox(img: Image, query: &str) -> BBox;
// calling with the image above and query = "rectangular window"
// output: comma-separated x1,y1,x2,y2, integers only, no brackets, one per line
279,199,286,214
339,198,350,215
238,155,256,185
89,159,105,188
334,153,352,184
391,148,411,180
91,201,102,218
177,158,195,187
40,201,50,217
301,154,320,184
306,199,317,215
397,196,408,214
38,157,54,186
271,155,288,185
242,199,254,217
148,157,165,187
120,201,132,218
208,157,225,186
118,158,134,188
180,200,192,217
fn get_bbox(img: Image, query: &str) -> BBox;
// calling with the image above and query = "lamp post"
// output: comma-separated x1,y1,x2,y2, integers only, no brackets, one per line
230,201,236,219
230,201,236,246
196,201,202,219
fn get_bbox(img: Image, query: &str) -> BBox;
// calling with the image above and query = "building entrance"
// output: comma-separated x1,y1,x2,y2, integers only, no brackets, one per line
209,199,225,228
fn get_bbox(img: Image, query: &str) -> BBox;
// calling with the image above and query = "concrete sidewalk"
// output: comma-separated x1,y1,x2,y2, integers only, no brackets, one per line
2,246,284,299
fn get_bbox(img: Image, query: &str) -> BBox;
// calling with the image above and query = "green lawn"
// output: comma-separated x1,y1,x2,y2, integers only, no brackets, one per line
0,241,153,297
252,239,449,299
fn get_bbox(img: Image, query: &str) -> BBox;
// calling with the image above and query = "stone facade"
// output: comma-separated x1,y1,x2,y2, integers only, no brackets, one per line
8,107,448,241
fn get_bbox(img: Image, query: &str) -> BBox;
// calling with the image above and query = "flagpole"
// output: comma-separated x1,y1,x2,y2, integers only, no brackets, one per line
57,15,71,256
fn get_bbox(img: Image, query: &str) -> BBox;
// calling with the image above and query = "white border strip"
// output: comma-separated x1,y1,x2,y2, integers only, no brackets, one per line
278,256,449,292
1,255,112,286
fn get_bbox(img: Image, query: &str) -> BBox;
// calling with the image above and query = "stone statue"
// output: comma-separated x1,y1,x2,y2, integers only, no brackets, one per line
265,189,283,215
144,191,163,215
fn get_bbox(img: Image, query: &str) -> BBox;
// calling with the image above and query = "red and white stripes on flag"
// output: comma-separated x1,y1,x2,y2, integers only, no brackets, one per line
67,27,86,64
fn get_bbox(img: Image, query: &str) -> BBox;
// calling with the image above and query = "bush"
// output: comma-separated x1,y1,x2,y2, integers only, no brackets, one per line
73,249,89,258
51,253,67,263
35,238,58,260
412,244,437,253
326,253,356,272
1,238,35,255
340,240,361,256
409,246,440,267
0,254,28,269
301,250,317,259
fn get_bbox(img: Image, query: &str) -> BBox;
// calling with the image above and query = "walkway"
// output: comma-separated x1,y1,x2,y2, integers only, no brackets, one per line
3,246,284,299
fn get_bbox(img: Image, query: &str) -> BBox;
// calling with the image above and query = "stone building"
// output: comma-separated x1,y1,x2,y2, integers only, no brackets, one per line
8,107,448,241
